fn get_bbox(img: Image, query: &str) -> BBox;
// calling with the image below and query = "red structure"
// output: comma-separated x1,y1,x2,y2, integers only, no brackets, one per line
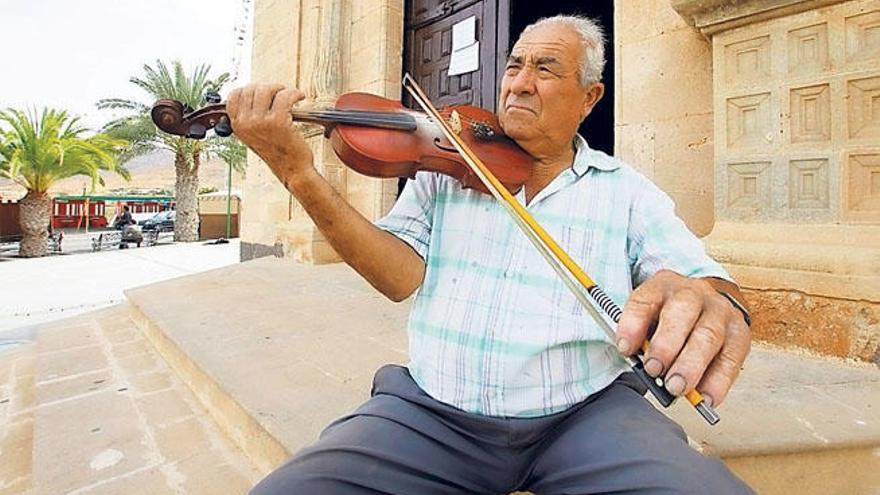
51,195,175,230
51,197,108,229
0,199,22,240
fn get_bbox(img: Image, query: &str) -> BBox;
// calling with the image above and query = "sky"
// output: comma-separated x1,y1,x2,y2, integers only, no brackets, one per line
0,0,252,130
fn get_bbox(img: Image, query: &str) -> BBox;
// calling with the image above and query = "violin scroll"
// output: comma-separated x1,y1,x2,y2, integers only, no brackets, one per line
151,100,232,139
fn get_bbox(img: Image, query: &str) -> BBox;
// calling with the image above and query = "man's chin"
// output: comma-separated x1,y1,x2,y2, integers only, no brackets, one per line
502,124,535,144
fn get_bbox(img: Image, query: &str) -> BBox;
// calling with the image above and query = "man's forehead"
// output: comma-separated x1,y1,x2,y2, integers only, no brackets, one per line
510,25,581,60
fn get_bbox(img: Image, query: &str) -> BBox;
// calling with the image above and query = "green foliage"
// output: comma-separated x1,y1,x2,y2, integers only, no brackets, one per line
97,60,246,173
0,107,129,194
199,186,219,194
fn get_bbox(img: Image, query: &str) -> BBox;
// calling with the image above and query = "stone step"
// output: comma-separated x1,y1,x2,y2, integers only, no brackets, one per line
5,306,261,495
125,257,880,494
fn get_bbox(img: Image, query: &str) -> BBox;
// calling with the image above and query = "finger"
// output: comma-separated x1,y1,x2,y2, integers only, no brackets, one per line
253,83,286,114
269,88,305,126
227,88,242,121
643,287,703,377
616,277,666,355
696,317,750,406
270,88,306,119
663,301,728,397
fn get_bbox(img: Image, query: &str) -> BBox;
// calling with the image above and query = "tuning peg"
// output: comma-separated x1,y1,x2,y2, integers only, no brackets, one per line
214,117,233,137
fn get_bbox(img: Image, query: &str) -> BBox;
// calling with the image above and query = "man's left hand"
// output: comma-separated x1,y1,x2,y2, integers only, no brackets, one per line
615,270,751,407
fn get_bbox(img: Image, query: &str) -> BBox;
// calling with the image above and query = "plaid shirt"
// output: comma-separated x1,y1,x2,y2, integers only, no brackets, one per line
376,135,731,417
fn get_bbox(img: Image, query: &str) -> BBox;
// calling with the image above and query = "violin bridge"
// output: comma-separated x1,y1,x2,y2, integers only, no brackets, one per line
449,110,462,135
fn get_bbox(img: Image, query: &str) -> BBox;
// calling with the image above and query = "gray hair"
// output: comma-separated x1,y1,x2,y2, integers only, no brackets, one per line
521,15,606,85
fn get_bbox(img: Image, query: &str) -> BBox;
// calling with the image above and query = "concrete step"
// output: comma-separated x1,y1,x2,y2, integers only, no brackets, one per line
125,257,880,494
2,305,261,495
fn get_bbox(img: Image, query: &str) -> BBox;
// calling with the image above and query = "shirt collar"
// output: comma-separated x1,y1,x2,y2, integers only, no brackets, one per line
570,134,620,176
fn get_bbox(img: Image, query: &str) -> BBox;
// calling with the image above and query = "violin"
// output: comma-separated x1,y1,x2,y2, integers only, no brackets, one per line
151,92,532,194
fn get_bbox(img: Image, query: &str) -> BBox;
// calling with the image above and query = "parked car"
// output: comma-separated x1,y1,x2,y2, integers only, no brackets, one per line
141,210,175,231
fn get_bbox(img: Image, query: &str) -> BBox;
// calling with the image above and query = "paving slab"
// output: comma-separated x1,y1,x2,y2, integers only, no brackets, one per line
127,256,880,494
0,343,36,493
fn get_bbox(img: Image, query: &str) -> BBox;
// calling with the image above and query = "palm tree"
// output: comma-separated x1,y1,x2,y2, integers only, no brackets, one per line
0,108,129,257
98,60,246,242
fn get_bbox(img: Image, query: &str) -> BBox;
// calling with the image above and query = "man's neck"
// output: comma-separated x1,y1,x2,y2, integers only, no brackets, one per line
522,143,576,204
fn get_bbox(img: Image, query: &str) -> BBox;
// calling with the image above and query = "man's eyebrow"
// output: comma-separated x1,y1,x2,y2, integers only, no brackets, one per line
505,54,562,66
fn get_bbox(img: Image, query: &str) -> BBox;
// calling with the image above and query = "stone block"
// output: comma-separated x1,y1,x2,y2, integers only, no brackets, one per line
176,451,252,495
615,122,656,179
35,323,97,353
134,389,197,428
33,390,151,494
617,28,713,125
128,371,173,395
154,417,212,462
36,369,113,405
38,345,107,383
727,447,880,495
116,352,160,377
75,467,170,495
0,417,33,490
668,190,715,237
653,112,715,194
745,289,880,363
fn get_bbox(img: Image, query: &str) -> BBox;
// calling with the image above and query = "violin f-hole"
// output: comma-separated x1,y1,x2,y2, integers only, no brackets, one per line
433,136,458,153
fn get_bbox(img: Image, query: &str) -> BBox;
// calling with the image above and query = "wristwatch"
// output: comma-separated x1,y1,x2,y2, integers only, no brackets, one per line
716,290,751,327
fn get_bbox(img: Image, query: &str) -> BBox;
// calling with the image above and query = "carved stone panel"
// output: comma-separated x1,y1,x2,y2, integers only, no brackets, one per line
727,161,772,210
847,75,880,139
791,84,831,143
724,35,771,84
845,10,880,63
788,23,830,74
727,93,772,149
789,158,830,208
846,153,880,220
714,1,879,224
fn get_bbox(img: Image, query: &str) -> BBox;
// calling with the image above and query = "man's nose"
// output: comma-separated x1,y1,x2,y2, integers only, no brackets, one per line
509,66,537,94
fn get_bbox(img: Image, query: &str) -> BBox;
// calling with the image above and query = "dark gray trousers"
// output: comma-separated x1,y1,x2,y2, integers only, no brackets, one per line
251,365,753,494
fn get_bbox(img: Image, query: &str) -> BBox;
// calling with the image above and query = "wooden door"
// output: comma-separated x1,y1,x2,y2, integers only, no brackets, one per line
404,0,501,111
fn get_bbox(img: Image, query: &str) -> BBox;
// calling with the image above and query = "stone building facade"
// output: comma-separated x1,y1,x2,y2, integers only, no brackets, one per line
241,0,879,363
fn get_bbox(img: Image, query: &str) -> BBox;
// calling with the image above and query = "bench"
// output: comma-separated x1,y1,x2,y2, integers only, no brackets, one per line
91,227,172,251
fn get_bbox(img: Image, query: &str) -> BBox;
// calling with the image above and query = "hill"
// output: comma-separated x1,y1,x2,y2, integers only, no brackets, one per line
0,150,245,200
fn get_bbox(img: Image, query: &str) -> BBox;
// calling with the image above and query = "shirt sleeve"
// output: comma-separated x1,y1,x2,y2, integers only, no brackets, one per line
374,172,438,260
626,176,734,288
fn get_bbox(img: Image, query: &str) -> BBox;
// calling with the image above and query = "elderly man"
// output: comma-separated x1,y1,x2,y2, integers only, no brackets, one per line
231,14,753,495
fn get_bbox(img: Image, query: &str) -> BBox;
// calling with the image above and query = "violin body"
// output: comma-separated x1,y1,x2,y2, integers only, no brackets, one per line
151,92,532,194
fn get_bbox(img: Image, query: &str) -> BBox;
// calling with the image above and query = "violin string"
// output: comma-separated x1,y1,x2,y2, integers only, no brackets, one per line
296,108,496,133
295,110,418,129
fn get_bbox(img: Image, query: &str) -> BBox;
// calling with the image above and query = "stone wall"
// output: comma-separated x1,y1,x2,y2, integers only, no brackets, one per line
673,0,880,363
242,0,402,263
614,0,717,236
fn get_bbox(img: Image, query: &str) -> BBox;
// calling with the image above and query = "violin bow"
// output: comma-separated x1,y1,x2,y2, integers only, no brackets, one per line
401,73,720,425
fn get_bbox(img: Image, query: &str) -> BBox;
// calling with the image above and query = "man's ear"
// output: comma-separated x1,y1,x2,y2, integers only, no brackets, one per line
581,83,605,120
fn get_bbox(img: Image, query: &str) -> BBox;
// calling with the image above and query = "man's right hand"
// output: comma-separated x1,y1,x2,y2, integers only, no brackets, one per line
227,84,315,188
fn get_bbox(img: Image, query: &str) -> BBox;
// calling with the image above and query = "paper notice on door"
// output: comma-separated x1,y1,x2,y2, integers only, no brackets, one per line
448,41,479,76
452,16,476,51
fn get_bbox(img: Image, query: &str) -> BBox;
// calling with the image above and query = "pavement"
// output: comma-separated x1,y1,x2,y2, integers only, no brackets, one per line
0,238,240,333
0,305,261,494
